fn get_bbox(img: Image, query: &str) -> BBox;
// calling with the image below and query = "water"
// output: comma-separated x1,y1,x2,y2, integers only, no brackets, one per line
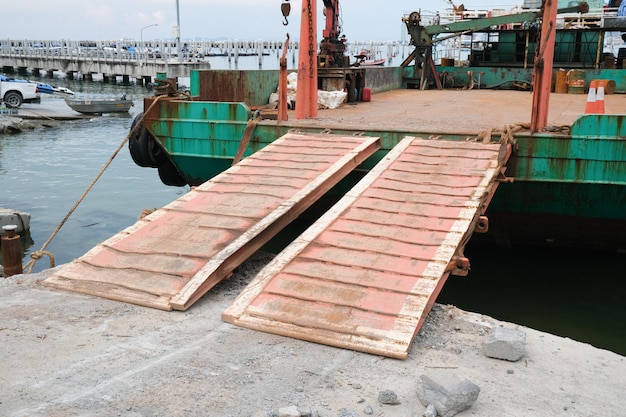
1,77,187,273
437,243,626,356
1,64,625,358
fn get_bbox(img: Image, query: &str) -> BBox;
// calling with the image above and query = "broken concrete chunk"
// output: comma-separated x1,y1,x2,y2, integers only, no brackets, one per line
424,403,437,417
277,405,300,417
378,389,400,404
416,370,480,417
484,326,526,361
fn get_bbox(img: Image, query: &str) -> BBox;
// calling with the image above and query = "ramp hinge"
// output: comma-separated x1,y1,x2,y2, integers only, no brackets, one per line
447,256,470,277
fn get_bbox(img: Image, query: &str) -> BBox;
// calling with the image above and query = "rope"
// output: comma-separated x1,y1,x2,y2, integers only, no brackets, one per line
231,112,262,166
477,122,530,145
23,95,169,273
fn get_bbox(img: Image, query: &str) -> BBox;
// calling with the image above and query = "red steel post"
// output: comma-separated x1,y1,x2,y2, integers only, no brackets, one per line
295,0,318,119
530,0,558,132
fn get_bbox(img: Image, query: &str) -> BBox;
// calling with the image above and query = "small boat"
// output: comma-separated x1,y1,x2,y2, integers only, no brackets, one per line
65,94,133,114
353,50,386,66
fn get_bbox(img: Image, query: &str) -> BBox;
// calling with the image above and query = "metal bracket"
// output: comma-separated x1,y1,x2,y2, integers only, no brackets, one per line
474,215,489,233
447,256,470,277
496,170,514,183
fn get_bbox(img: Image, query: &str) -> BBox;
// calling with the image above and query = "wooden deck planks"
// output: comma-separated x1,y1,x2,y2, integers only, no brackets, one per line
43,133,381,311
223,136,510,359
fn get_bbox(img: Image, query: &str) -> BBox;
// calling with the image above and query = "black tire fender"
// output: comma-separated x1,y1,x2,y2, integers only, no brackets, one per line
157,159,187,187
128,112,167,168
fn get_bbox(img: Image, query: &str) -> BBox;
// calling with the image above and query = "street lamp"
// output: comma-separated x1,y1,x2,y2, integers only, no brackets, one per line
176,0,181,62
140,23,159,45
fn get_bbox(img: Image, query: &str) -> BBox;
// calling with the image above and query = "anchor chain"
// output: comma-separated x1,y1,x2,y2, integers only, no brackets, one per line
307,0,314,78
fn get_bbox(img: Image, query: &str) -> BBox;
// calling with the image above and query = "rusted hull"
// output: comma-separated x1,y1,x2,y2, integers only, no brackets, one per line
135,72,626,250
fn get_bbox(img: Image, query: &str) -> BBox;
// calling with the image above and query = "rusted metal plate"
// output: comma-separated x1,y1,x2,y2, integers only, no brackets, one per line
43,133,381,311
223,137,510,359
194,70,280,107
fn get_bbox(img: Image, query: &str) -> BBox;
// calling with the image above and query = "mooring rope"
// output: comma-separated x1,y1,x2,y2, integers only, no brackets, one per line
477,122,571,147
24,94,170,273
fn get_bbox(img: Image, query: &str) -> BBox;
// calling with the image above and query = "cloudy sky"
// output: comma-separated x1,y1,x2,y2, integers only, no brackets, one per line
2,0,519,42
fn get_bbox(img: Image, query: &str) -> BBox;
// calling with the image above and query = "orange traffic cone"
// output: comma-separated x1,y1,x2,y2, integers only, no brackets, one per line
585,80,597,114
595,80,605,114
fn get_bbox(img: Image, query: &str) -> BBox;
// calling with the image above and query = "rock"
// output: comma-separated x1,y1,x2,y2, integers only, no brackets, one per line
483,326,526,361
416,370,480,417
277,405,300,417
298,408,311,417
378,389,400,404
424,403,437,417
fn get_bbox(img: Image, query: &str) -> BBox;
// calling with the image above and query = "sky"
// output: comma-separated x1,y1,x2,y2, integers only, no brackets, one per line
2,0,520,43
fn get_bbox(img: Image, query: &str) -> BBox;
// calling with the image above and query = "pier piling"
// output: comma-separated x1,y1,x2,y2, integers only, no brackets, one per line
1,225,23,278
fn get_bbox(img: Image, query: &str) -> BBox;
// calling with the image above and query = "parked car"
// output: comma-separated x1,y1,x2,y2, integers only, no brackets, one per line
0,75,41,107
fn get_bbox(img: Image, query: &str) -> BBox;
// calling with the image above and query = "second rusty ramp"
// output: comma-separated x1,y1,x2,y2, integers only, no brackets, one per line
223,137,510,359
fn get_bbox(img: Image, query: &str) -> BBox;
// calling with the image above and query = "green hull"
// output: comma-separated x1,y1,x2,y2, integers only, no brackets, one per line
429,66,626,93
135,69,626,250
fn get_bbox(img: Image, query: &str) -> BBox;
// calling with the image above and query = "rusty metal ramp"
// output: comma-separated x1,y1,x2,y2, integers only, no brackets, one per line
223,137,510,359
43,132,380,311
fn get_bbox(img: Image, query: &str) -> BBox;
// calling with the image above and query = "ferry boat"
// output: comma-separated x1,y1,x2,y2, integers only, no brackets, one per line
127,1,626,251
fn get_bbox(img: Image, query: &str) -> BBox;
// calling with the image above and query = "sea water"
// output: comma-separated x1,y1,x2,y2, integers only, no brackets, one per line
0,58,624,357
0,78,187,273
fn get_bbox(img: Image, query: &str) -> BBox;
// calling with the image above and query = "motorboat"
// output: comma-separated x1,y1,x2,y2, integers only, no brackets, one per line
353,50,386,66
65,94,133,114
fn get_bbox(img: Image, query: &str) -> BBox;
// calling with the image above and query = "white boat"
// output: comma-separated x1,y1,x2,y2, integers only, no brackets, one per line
65,94,133,114
353,49,386,66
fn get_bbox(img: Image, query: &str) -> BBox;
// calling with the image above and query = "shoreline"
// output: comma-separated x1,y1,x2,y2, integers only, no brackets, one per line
1,254,624,417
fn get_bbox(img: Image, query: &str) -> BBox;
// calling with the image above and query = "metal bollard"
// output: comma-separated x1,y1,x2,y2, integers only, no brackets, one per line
1,225,23,277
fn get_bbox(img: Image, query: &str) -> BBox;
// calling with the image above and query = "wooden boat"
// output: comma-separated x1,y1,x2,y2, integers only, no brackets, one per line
65,95,133,114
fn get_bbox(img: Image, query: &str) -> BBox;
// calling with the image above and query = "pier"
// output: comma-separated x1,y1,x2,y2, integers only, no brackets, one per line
0,39,215,83
0,38,407,83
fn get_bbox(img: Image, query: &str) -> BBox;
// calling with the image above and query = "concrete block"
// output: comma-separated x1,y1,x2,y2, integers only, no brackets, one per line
484,326,526,361
0,208,31,234
417,370,480,417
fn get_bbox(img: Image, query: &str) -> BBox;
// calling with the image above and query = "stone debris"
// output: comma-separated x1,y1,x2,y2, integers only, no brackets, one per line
273,406,318,417
277,405,301,417
378,389,400,404
416,370,480,417
424,403,437,417
483,326,527,361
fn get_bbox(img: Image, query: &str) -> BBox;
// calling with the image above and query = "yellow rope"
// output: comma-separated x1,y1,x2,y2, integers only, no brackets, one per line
24,95,169,273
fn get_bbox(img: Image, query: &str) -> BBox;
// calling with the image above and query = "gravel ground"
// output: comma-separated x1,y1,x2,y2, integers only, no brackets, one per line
2,89,625,416
1,251,625,417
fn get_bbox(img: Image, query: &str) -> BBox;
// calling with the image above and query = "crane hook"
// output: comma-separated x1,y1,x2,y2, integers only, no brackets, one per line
281,0,291,26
